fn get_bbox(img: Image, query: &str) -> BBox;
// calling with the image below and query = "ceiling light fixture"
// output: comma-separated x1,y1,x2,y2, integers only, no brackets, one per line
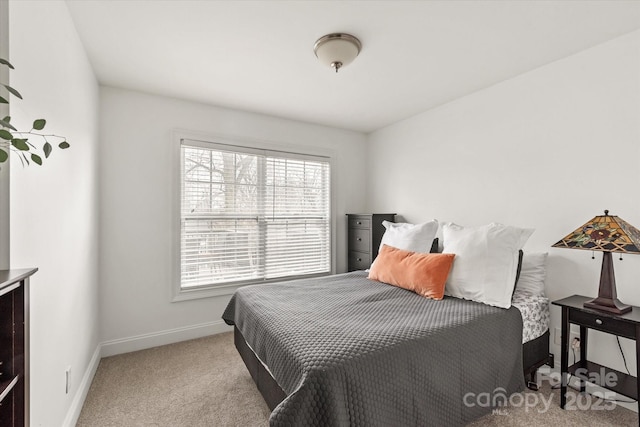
314,33,362,73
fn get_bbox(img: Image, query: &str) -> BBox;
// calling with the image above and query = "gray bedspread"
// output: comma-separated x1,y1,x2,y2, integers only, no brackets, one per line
222,271,524,426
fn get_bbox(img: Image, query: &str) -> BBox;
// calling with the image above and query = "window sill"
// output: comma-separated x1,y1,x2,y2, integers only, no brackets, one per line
172,283,245,302
172,272,333,302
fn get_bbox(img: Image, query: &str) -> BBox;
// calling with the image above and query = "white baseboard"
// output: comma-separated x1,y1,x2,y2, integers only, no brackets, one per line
62,344,101,427
62,320,232,425
100,319,232,357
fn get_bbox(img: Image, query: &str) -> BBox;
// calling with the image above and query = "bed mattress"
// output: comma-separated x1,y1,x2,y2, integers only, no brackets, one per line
511,289,550,343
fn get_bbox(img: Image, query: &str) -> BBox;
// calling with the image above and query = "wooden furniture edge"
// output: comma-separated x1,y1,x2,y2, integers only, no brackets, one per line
0,268,38,290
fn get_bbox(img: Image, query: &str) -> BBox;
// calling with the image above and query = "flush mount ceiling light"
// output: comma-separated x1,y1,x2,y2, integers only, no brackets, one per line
313,33,362,73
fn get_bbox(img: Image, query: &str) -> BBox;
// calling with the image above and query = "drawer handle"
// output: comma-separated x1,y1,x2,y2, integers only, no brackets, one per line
595,319,603,325
357,258,362,262
357,237,362,241
356,221,362,225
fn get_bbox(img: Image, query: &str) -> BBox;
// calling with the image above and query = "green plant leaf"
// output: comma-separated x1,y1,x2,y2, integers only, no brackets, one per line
2,84,22,100
12,138,29,151
0,129,12,140
0,119,17,131
32,119,46,130
0,149,7,163
2,116,10,123
0,58,14,69
58,141,70,149
43,142,52,158
30,153,42,165
0,95,7,104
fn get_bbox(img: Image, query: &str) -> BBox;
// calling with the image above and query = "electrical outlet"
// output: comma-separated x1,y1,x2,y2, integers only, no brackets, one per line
553,328,581,348
570,332,580,348
65,366,71,394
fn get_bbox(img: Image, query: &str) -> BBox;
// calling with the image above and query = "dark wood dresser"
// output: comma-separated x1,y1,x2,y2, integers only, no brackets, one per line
0,269,36,427
347,214,395,271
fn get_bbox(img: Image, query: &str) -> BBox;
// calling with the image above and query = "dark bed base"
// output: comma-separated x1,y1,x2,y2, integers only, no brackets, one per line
523,330,552,383
234,327,552,412
234,327,286,410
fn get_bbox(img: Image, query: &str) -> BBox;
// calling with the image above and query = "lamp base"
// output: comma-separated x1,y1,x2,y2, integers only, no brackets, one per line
584,297,631,315
583,251,632,315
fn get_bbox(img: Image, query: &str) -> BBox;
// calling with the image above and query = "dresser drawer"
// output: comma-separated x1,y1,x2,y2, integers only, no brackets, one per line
346,214,395,273
349,218,371,229
570,309,636,339
349,228,370,252
349,251,372,271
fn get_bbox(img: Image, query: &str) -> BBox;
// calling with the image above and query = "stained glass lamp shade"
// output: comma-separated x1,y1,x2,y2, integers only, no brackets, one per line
552,210,640,314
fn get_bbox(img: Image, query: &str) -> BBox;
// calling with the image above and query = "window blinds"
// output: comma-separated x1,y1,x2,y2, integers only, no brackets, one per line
180,139,331,288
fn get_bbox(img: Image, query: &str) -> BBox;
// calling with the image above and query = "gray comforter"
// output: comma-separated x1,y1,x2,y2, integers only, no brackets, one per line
222,271,524,426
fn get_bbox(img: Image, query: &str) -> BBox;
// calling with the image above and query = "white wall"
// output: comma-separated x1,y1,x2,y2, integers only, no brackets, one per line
367,30,640,379
99,87,367,352
9,1,100,425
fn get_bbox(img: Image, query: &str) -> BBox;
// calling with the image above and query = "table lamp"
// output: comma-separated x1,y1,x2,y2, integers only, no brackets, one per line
552,210,640,314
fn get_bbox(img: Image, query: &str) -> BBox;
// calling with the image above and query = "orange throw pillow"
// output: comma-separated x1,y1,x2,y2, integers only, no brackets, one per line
368,244,455,300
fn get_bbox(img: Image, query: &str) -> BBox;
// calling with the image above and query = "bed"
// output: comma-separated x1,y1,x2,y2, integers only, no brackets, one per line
222,270,551,426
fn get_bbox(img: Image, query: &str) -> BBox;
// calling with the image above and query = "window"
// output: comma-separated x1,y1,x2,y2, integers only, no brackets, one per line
179,138,331,292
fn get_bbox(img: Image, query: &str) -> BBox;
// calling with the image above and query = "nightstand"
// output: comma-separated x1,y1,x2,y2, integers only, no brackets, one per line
552,295,640,421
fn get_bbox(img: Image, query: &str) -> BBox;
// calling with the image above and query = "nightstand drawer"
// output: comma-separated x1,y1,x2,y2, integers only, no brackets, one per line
348,218,371,229
349,251,371,271
570,310,636,339
349,228,370,252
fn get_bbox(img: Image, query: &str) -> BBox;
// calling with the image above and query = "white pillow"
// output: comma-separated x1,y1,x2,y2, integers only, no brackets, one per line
442,222,534,309
515,252,548,296
379,220,438,254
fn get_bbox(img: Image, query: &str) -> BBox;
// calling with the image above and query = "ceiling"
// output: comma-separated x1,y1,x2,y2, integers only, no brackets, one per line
65,1,640,133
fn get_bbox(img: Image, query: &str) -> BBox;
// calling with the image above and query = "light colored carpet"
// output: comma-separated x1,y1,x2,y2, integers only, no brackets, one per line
77,332,637,426
77,332,270,427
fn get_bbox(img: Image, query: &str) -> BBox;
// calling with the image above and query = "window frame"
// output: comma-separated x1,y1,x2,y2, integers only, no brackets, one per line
172,131,336,302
